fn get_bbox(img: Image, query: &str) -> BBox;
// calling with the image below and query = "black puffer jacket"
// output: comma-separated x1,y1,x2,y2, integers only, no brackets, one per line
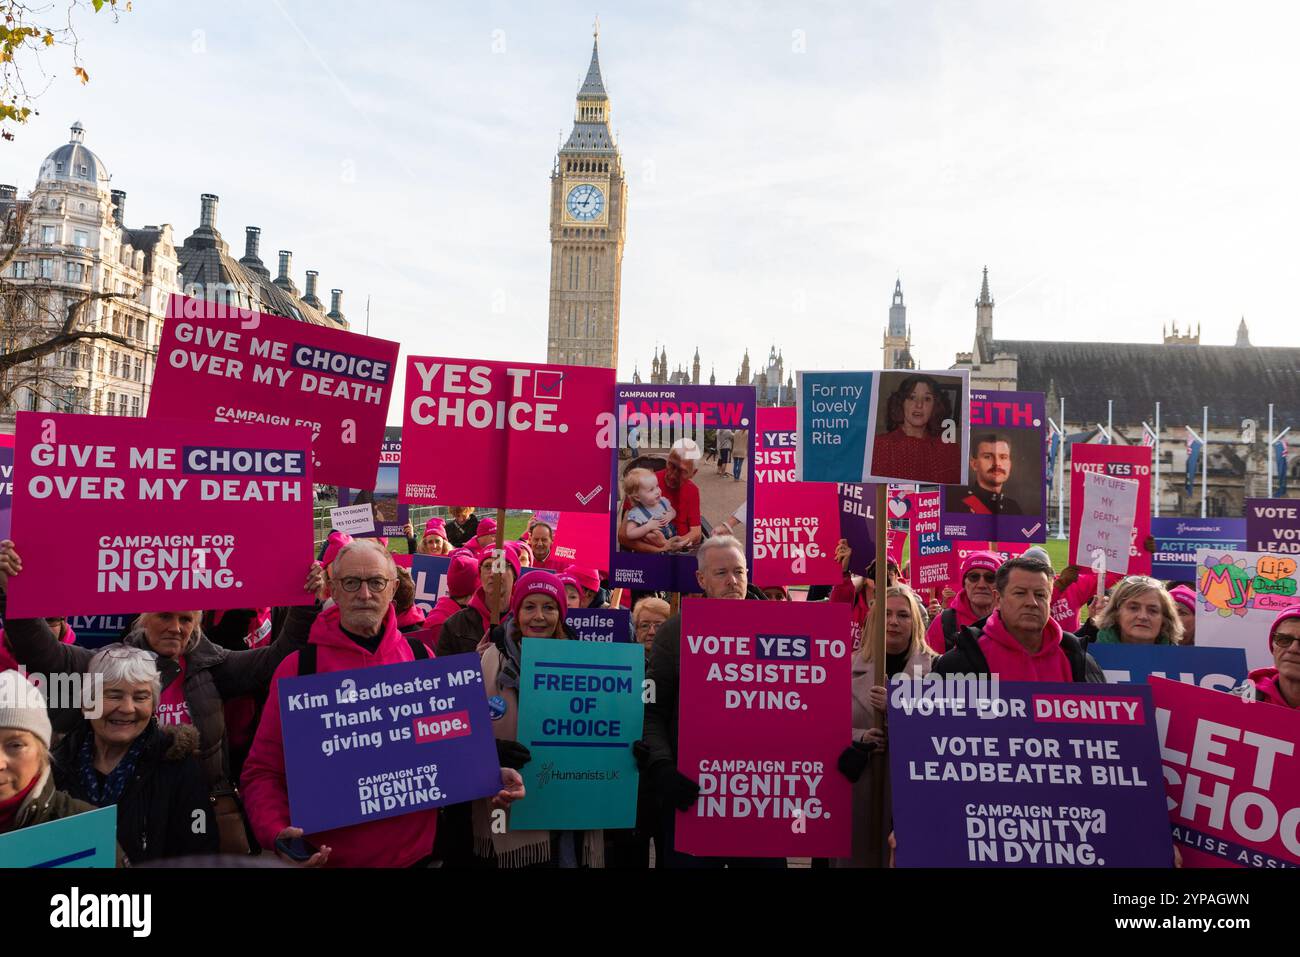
54,721,218,864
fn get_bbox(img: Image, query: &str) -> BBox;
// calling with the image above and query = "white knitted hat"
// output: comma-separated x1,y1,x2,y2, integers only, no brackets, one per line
0,669,52,748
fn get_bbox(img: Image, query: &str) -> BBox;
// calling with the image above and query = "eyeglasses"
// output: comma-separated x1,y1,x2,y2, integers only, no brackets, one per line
337,576,394,593
1275,634,1300,651
635,619,665,633
965,572,996,584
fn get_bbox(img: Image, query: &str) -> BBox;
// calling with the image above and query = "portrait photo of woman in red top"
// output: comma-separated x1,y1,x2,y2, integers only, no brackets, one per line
871,373,963,486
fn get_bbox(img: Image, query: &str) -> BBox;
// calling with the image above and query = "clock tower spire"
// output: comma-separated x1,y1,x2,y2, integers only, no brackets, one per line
547,29,628,370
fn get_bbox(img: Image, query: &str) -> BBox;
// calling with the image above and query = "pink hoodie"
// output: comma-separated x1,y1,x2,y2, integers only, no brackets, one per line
241,604,439,868
1050,571,1098,631
1246,667,1297,709
977,609,1074,682
415,594,465,649
924,590,990,654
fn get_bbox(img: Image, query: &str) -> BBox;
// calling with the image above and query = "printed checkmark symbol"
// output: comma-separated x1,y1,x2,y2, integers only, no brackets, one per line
575,484,603,505
539,372,566,395
1023,522,1042,538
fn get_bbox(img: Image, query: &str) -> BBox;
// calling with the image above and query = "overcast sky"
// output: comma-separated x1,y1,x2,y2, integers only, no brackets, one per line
4,0,1297,413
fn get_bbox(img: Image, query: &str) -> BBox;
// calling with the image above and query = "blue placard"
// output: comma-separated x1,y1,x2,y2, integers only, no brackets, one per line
888,679,1171,867
510,639,643,830
1150,517,1246,582
278,654,502,835
1086,643,1248,693
0,805,116,867
566,607,632,642
795,371,873,482
67,614,132,649
409,554,453,615
0,443,13,541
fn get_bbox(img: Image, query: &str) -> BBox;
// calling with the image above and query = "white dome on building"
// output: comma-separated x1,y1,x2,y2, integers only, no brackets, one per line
37,121,111,190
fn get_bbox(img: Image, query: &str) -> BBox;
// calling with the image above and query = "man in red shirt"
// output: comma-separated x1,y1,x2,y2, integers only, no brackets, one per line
620,440,703,553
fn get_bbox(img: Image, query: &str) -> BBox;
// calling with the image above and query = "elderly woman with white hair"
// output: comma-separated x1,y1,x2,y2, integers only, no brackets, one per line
52,644,217,863
0,538,325,853
0,669,119,856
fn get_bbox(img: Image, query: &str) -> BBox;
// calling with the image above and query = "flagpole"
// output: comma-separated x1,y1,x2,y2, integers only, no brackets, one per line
1154,401,1161,517
1107,399,1113,441
1057,397,1066,539
1201,406,1208,518
1268,403,1274,498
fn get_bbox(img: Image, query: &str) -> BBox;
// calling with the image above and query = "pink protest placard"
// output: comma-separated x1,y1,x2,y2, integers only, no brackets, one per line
6,412,315,617
910,490,951,601
675,598,852,858
400,357,614,513
751,407,842,587
545,511,611,570
1150,676,1300,868
1069,444,1152,576
149,294,399,489
887,529,908,567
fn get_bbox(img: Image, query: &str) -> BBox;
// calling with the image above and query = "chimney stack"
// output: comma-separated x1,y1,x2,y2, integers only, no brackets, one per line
199,193,219,228
110,189,126,227
244,226,261,260
328,289,344,322
277,250,292,281
302,270,321,308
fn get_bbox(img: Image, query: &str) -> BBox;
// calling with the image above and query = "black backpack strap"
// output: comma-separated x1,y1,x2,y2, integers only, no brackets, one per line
297,644,317,676
405,637,430,660
941,608,960,652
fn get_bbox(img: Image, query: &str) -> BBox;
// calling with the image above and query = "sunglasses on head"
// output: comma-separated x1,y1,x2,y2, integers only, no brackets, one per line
965,571,996,584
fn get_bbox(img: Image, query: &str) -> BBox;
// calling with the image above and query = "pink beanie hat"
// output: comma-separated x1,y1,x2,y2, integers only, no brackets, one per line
1267,606,1300,650
445,548,480,599
1167,585,1197,614
479,543,521,581
510,570,565,622
960,550,1002,579
320,530,354,566
476,517,498,540
566,565,601,596
423,517,448,540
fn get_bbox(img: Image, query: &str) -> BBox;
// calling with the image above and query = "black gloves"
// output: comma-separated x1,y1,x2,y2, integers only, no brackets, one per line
837,741,877,783
495,739,532,770
631,741,700,810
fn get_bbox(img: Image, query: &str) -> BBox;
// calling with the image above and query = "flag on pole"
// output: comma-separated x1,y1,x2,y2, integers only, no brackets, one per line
1141,422,1156,447
1276,433,1290,497
1095,424,1111,445
1185,426,1203,496
1046,426,1061,491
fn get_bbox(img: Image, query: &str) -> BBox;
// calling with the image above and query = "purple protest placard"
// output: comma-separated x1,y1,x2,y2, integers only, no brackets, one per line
0,434,12,542
609,384,757,592
888,677,1171,867
940,390,1047,543
1244,498,1300,555
836,483,877,576
278,654,502,835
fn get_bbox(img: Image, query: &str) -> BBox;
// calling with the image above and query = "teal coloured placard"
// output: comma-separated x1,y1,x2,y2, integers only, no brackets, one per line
511,639,643,831
0,805,116,867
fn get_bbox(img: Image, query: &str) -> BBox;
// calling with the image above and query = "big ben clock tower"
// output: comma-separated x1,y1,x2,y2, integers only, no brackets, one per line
547,25,627,369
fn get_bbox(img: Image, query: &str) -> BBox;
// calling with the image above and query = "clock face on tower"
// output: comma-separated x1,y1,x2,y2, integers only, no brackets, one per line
566,183,605,221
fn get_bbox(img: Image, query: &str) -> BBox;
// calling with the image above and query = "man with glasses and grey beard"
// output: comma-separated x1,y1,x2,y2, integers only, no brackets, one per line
241,538,526,868
619,439,703,554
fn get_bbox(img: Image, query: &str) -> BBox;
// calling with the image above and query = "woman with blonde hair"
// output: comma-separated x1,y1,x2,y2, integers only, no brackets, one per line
835,584,935,868
1093,575,1183,646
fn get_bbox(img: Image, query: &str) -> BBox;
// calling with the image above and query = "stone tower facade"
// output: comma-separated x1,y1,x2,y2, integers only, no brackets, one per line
546,29,628,369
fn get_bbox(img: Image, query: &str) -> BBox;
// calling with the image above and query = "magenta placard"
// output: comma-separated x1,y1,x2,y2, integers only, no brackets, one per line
1151,676,1300,868
540,511,612,570
6,412,315,617
675,598,852,858
752,407,842,587
1069,444,1152,576
148,294,399,489
400,356,614,513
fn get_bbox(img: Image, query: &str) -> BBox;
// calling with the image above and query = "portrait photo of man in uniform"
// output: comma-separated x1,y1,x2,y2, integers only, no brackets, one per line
948,432,1023,515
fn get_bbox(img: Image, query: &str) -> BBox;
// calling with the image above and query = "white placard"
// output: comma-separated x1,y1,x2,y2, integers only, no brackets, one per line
330,503,376,536
1074,470,1139,576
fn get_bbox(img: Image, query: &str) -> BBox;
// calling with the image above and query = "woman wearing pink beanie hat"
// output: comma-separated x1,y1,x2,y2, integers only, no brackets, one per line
403,517,453,557
435,545,521,658
1167,585,1197,645
1241,607,1300,709
472,517,499,555
921,550,1001,654
565,565,604,608
473,570,602,867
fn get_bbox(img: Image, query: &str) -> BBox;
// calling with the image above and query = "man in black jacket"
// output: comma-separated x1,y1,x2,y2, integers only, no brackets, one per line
932,555,1105,682
639,534,784,868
